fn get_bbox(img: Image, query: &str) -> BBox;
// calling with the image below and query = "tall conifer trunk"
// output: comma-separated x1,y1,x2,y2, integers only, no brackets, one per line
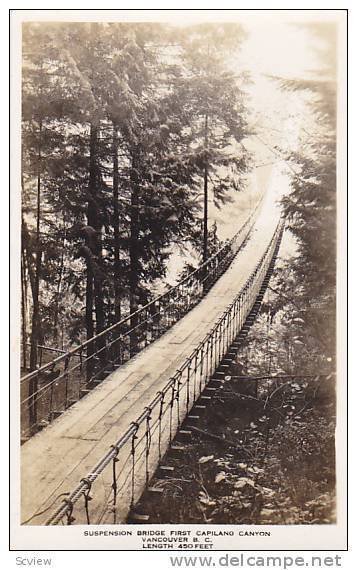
112,123,121,323
86,122,106,381
29,119,42,372
28,118,42,427
203,113,209,263
86,123,96,345
129,149,140,356
89,123,105,334
53,227,65,344
21,248,28,370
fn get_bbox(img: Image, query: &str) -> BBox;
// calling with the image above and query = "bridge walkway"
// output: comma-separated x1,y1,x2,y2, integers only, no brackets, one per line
21,193,280,525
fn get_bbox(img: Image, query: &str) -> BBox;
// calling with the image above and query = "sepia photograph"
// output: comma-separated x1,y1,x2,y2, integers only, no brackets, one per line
10,8,347,551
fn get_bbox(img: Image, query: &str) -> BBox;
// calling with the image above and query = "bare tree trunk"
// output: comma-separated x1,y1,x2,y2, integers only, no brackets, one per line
85,257,94,340
86,122,98,382
21,142,28,370
129,149,140,356
21,248,28,370
90,124,105,334
86,122,106,382
29,119,42,373
85,253,94,341
112,123,121,323
28,118,43,427
203,114,209,263
53,225,66,344
86,122,106,333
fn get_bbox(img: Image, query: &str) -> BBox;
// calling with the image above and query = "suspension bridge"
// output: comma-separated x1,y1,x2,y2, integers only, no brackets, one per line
20,190,285,526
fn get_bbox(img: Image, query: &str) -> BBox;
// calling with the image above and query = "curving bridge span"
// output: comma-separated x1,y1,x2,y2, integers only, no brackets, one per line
20,191,284,527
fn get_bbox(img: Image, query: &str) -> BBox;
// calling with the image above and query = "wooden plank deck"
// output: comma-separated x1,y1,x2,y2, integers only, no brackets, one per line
21,195,280,525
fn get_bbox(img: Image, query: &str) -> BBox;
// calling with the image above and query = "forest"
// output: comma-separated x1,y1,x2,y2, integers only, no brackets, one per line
22,22,253,372
20,19,337,525
21,21,335,373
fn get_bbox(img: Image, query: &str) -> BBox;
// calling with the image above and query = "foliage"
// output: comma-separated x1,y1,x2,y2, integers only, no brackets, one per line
273,23,337,363
21,22,251,364
139,372,335,525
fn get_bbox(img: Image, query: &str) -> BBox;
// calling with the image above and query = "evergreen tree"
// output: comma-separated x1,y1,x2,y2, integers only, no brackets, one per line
21,21,252,367
178,23,251,260
277,23,337,361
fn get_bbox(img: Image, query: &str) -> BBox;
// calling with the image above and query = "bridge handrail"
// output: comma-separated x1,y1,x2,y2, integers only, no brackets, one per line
43,217,284,526
21,198,262,385
21,198,265,440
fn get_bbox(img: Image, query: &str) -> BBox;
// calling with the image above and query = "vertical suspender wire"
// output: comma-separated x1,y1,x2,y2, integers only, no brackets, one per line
193,352,198,402
204,338,210,386
144,408,152,487
169,382,175,445
130,423,139,509
186,363,191,414
157,391,165,461
110,445,120,524
176,373,181,427
64,355,70,409
199,344,204,393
